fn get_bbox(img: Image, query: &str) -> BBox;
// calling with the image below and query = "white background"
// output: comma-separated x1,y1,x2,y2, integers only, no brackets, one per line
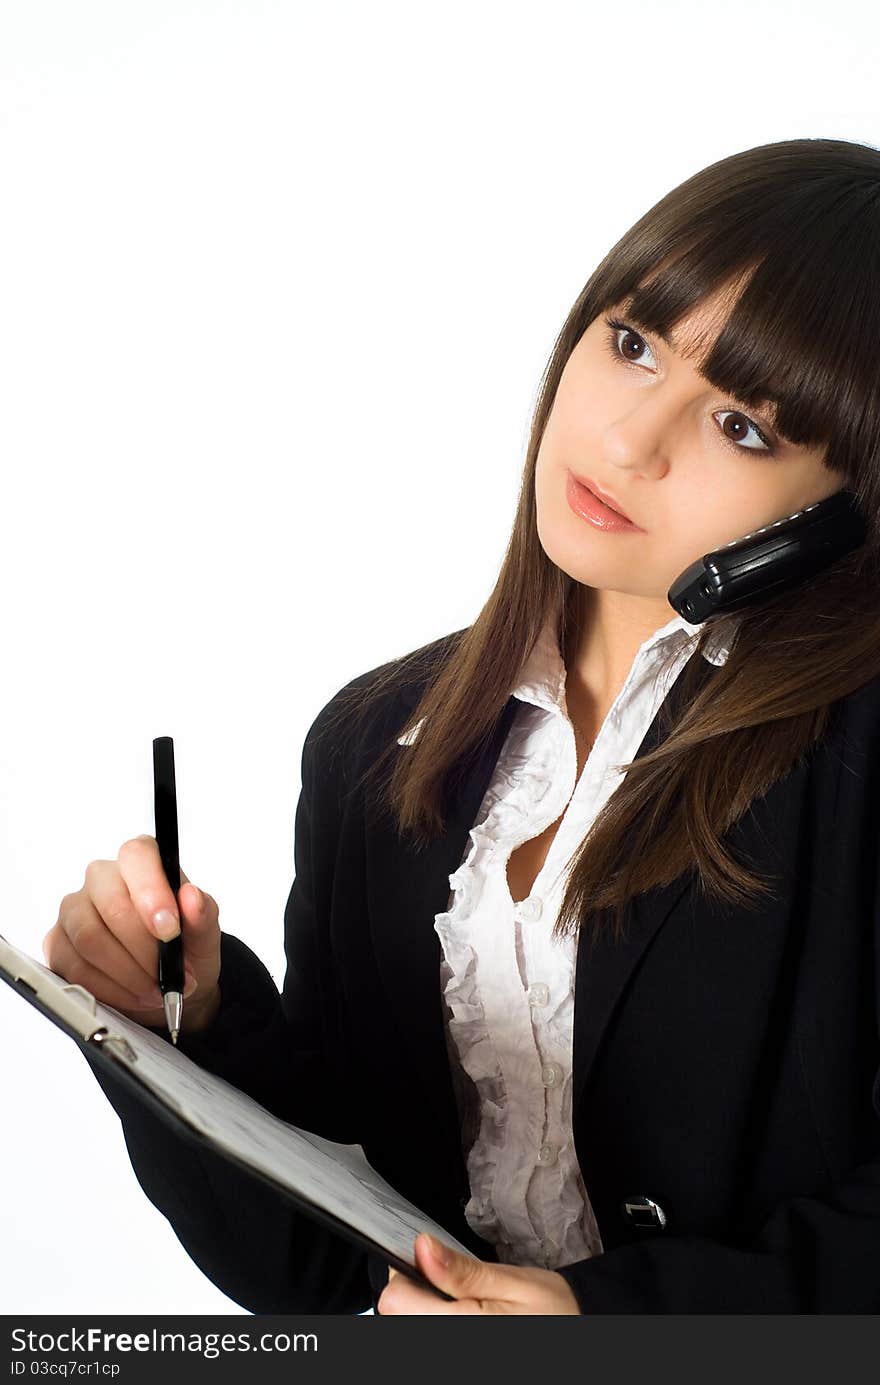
0,0,876,1315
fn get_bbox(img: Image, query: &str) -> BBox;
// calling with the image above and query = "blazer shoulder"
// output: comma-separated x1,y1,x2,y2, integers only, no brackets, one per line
301,626,468,777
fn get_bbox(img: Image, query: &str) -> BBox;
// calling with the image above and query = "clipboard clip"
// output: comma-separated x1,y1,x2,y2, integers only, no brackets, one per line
61,983,98,1015
59,985,139,1064
90,1027,139,1064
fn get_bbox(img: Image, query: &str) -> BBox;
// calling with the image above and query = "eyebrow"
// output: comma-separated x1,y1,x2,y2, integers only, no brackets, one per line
617,298,783,431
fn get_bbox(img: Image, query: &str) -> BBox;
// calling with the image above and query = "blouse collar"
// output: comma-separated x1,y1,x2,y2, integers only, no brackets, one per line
511,608,736,716
398,609,736,745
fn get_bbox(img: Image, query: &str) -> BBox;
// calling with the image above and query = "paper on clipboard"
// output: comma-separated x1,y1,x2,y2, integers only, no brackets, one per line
0,931,473,1268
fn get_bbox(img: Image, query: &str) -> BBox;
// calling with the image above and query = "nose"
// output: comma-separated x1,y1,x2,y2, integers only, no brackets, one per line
603,381,693,474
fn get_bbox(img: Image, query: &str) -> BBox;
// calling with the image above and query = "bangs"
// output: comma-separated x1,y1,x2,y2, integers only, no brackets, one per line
596,174,880,488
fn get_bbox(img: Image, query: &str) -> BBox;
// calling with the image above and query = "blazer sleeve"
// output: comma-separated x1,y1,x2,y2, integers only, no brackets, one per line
81,708,372,1315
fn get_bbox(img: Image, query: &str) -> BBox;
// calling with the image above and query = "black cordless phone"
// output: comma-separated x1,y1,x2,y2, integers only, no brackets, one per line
667,488,868,623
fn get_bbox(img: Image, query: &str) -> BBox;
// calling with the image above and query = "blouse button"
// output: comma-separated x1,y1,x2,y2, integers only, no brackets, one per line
518,896,543,922
541,1061,563,1088
529,983,550,1007
537,1142,558,1165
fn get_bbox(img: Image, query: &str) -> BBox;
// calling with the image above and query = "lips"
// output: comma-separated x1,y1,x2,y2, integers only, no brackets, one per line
572,473,637,525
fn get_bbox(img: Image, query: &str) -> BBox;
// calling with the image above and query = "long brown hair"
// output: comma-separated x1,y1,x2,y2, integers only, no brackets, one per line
316,136,880,948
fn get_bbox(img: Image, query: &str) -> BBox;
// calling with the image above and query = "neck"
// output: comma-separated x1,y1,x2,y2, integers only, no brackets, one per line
562,585,679,735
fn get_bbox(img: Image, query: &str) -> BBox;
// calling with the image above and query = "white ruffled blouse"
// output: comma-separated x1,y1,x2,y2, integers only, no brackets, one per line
397,609,735,1270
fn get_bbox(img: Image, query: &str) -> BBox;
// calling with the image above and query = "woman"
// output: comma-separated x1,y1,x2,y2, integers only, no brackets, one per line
49,135,880,1313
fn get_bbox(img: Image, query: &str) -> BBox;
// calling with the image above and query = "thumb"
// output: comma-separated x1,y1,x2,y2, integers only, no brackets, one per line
414,1233,490,1300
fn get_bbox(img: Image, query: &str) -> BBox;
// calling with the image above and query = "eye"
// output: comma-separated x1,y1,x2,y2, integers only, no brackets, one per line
713,410,772,453
604,317,658,370
602,316,776,457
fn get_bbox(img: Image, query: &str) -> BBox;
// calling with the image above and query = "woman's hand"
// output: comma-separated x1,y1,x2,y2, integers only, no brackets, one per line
43,835,222,1033
377,1233,582,1315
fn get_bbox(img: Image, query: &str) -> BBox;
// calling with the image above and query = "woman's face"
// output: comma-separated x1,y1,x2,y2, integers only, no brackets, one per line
534,285,844,609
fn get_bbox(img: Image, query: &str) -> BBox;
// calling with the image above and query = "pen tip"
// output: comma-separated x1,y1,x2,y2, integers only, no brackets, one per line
171,1030,179,1045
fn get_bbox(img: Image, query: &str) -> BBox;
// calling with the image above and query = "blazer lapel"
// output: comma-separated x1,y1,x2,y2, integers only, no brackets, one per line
364,693,521,1210
571,650,719,1124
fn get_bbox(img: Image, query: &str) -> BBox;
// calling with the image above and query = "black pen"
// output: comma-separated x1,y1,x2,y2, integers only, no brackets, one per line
153,736,185,1044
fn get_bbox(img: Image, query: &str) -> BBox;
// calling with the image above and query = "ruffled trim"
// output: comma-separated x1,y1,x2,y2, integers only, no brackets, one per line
433,700,602,1260
434,823,506,1236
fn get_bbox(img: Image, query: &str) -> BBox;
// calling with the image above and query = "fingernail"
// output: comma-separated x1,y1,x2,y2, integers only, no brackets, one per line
427,1235,450,1267
183,972,197,998
152,909,179,940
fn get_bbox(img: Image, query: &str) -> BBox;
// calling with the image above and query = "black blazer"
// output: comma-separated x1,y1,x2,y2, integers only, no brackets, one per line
85,628,880,1313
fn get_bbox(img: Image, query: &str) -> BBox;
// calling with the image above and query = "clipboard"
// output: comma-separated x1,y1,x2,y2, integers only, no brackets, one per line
0,930,471,1298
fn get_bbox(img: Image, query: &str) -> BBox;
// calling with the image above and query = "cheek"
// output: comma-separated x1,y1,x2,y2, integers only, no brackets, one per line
543,380,602,460
700,489,784,549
